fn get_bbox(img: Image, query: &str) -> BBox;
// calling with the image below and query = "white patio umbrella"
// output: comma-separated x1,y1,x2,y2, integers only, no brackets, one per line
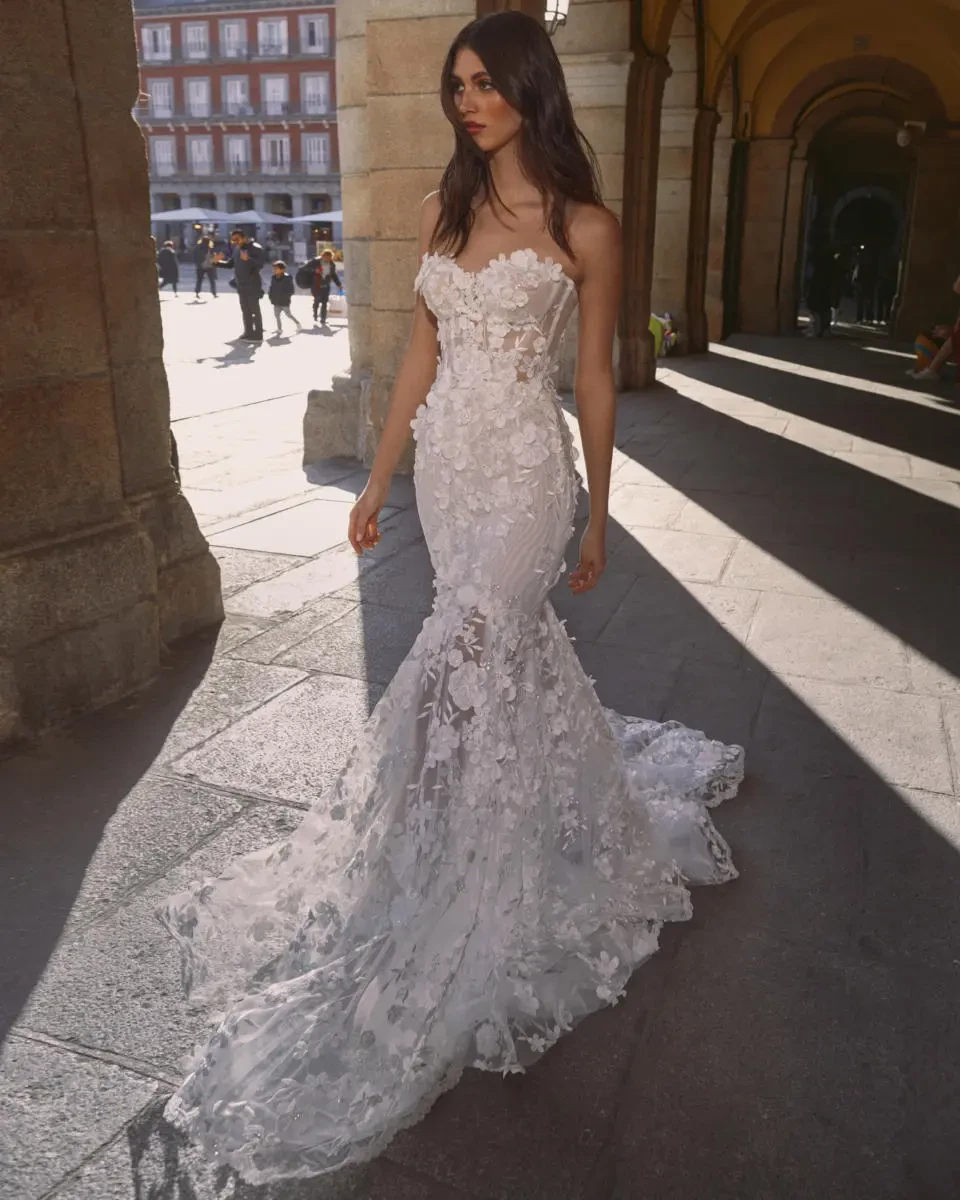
287,210,342,224
149,206,229,221
227,210,293,224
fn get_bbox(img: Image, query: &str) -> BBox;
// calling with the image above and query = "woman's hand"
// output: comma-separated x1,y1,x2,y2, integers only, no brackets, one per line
348,478,389,555
569,520,606,594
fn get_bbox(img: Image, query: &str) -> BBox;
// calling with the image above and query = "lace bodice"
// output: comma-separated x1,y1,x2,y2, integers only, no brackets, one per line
415,249,578,386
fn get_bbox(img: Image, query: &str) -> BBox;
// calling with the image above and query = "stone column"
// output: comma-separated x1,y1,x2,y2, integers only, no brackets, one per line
0,0,221,743
305,0,473,468
895,136,960,339
705,83,734,341
777,151,808,332
553,0,632,388
736,136,794,335
620,51,671,388
683,107,719,353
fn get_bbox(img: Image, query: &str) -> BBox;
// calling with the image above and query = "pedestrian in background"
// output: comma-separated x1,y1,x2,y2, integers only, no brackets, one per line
193,236,218,299
157,240,179,295
215,229,266,343
302,249,342,325
268,261,302,337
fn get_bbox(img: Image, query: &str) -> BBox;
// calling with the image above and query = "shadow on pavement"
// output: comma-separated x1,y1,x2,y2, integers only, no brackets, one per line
680,336,960,467
0,633,217,1042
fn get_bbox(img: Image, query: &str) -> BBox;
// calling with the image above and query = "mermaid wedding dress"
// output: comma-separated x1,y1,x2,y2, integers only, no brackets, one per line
160,248,743,1183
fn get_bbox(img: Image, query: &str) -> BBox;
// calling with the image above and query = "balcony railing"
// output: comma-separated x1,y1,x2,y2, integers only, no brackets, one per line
139,43,334,66
138,104,335,122
147,163,336,181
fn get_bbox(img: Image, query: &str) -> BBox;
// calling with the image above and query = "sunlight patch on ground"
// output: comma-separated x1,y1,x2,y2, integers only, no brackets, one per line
709,341,954,413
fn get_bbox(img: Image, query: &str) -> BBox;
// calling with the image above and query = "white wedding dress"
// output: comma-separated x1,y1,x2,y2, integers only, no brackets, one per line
160,248,743,1183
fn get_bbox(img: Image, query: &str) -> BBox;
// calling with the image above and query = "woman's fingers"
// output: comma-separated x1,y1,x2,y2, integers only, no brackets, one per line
568,560,600,594
348,505,382,555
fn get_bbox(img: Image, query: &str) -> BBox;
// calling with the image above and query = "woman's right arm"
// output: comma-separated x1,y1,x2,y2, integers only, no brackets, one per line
348,194,440,554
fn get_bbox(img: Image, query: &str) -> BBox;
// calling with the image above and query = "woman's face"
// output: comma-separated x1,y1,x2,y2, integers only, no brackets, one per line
450,46,521,155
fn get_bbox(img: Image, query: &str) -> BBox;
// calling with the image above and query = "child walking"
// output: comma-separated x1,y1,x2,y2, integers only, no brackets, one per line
268,261,302,336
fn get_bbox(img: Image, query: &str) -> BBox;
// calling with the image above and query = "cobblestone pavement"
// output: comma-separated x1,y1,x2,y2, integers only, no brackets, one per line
3,308,960,1199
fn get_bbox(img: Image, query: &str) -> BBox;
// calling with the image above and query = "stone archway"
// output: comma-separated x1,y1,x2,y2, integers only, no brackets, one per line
1,0,221,744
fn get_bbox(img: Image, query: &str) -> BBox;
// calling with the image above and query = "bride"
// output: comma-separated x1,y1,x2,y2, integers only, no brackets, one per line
161,10,742,1184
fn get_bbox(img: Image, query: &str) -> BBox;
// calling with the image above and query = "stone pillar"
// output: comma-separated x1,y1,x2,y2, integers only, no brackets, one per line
705,80,734,341
0,0,221,743
683,107,719,353
363,0,473,468
621,51,671,388
553,0,632,388
305,0,473,468
895,136,960,339
736,136,794,335
650,1,697,345
777,151,808,332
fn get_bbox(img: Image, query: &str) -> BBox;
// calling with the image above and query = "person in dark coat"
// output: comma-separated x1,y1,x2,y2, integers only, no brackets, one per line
267,260,302,337
193,236,218,298
157,240,179,295
302,249,342,324
804,242,834,337
214,229,267,342
854,245,880,324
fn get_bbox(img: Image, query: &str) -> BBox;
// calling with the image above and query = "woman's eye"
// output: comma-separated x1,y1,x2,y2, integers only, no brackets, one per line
478,79,494,91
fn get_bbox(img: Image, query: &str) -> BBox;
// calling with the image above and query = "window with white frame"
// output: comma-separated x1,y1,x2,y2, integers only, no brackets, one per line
187,135,213,175
223,76,251,116
182,22,209,60
301,73,330,115
147,78,174,118
220,19,247,58
261,75,289,117
225,134,251,174
260,133,291,174
300,14,330,55
185,78,211,118
150,136,177,176
141,24,172,62
257,17,288,57
302,132,330,175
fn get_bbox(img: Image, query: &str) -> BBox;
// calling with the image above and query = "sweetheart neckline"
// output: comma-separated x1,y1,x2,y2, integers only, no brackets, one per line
423,250,577,290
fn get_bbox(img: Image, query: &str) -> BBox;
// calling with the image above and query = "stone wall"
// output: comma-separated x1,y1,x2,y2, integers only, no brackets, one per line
309,0,473,468
553,0,632,388
650,0,697,339
0,0,221,743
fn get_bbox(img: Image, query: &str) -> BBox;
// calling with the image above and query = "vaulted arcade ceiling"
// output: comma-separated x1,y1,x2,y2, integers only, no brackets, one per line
639,0,960,135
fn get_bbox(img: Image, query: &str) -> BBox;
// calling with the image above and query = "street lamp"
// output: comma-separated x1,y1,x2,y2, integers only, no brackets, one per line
545,0,569,35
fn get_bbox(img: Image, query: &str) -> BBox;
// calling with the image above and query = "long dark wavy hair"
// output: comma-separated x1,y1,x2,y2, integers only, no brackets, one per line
432,12,602,261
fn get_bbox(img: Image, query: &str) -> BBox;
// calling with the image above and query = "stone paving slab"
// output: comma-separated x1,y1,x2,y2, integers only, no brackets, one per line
0,1037,157,1200
172,674,383,804
20,806,303,1074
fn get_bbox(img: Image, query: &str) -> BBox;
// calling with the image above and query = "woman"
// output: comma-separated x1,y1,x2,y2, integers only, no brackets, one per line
161,12,742,1183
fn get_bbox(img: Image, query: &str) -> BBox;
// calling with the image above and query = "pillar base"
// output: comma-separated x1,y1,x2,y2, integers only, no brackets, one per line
619,326,658,389
0,492,221,744
304,371,368,465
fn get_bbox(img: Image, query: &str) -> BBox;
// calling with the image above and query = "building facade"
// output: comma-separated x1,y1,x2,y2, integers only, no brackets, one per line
134,0,340,257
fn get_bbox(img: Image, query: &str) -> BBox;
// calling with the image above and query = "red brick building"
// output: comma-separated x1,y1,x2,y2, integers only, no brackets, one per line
134,0,339,255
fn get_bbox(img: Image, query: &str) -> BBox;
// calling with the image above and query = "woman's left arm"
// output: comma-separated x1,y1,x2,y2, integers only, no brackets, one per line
568,207,623,595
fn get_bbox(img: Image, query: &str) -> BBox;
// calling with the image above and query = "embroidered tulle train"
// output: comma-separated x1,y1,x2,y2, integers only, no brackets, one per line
159,248,742,1183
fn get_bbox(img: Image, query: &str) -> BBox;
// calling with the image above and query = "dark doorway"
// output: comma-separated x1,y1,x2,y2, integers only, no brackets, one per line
798,114,912,339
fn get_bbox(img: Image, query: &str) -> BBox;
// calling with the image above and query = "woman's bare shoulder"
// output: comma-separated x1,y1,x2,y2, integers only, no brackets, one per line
568,202,621,259
419,191,442,248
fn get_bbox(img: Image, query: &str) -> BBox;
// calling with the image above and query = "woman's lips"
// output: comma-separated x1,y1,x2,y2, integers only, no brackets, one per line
464,123,485,134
